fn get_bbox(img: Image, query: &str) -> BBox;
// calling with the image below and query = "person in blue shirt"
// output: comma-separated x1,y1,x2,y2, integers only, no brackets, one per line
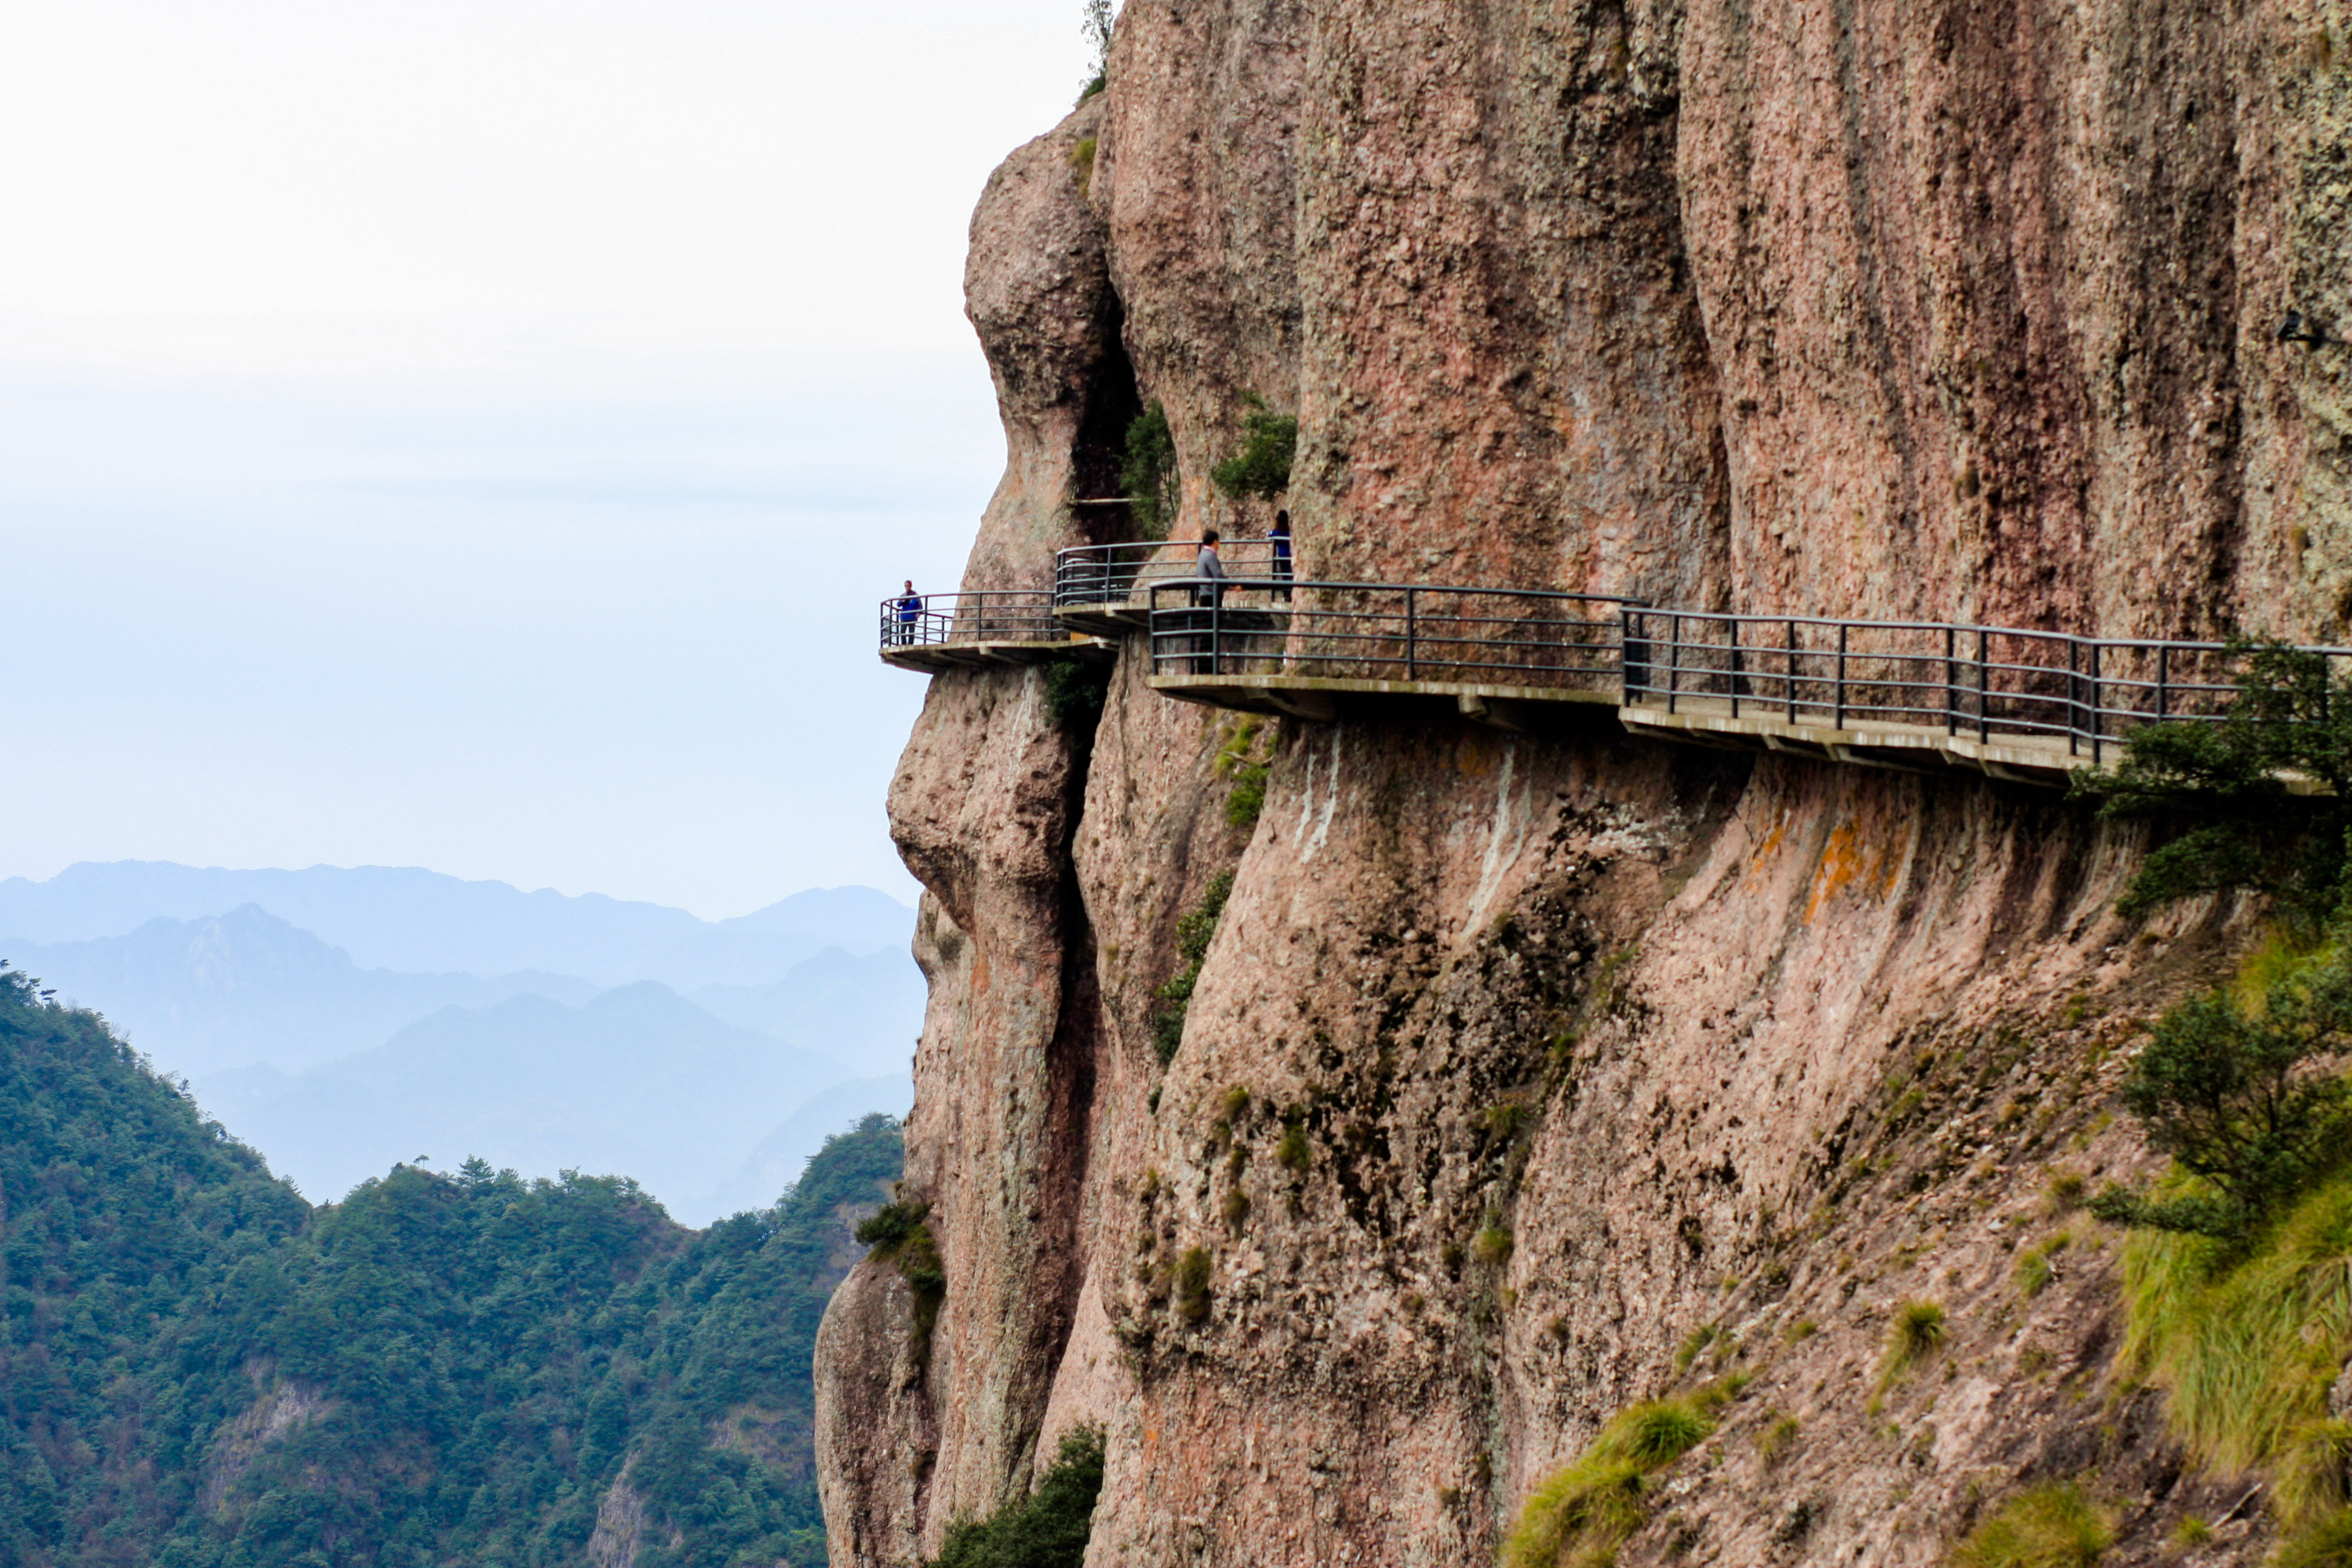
1267,509,1293,601
893,581,922,645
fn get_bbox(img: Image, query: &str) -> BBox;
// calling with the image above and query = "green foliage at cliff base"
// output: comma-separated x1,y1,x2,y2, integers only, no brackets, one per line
1040,659,1111,730
1119,404,1177,540
927,1426,1104,1568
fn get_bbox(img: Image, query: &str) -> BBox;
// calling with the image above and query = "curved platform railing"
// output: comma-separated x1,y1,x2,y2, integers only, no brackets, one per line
1143,579,1637,697
878,590,1058,650
1055,540,1286,612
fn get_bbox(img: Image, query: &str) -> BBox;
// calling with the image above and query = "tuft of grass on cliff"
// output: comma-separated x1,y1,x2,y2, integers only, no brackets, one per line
1151,869,1234,1067
2118,1166,2352,1519
1501,1394,1717,1568
1947,1482,2116,1568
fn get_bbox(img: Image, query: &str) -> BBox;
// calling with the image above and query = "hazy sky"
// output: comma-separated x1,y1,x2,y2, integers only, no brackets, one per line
1,0,1098,916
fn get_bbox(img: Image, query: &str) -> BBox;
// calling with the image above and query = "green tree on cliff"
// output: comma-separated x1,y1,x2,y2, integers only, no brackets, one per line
1079,0,1112,100
2076,643,2352,1240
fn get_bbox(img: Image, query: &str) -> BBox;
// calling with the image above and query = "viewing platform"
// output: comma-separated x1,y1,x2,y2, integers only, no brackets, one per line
1053,540,1286,636
883,564,2345,790
877,590,1114,674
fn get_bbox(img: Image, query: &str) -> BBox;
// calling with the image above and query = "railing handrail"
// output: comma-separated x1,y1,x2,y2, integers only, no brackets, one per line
1145,577,1642,607
889,567,2352,771
1624,604,2352,660
882,588,1054,603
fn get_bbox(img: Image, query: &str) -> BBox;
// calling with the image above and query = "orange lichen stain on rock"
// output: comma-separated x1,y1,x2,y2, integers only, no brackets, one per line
1803,818,1900,924
1455,733,1497,777
1740,808,1794,891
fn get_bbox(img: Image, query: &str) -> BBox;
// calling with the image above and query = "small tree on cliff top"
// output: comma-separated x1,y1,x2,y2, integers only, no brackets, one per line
1079,0,1112,101
2075,640,2352,929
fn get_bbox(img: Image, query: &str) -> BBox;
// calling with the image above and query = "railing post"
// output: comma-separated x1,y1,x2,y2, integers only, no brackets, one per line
1786,618,1798,721
1728,616,1742,718
2156,644,2169,720
2089,641,2103,764
2067,638,2079,757
1835,622,1849,729
1978,629,1990,743
1945,626,1958,736
1667,613,1682,714
1406,588,1418,681
1212,595,1223,675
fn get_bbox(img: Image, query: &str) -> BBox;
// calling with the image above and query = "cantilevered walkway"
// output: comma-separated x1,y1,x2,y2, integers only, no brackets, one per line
878,540,2333,788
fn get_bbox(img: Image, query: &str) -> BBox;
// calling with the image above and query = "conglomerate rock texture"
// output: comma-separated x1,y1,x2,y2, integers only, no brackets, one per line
815,2,2352,1564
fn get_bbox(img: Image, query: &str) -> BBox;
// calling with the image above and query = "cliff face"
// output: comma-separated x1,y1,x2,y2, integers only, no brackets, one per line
816,3,2348,1564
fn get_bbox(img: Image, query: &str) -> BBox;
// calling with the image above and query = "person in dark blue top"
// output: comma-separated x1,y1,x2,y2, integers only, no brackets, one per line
893,581,922,645
1267,509,1293,601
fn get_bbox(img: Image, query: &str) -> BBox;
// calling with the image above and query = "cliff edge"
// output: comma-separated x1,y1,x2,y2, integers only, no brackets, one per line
816,3,2352,1563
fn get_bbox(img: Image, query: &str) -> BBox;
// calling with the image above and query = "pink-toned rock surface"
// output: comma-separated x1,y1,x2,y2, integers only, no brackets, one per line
816,1,2349,1563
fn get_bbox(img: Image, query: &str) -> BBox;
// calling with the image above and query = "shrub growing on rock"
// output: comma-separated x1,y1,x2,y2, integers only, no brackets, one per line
2076,640,2352,929
2086,965,2352,1241
1209,396,1298,500
1173,1246,1212,1322
1119,403,1177,539
1151,869,1235,1066
929,1426,1105,1568
857,1200,947,1362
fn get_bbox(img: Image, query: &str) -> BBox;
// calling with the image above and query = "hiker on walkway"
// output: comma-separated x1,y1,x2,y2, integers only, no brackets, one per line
1267,510,1293,601
893,581,922,645
1193,530,1227,607
1189,530,1229,672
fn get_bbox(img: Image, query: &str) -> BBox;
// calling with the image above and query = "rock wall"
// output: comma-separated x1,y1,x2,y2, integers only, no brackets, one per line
817,2,2350,1564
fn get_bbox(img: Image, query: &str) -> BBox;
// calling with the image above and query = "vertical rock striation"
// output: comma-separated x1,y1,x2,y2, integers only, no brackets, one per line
819,2,2350,1563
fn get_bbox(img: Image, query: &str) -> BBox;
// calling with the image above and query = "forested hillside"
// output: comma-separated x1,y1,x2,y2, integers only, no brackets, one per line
0,962,898,1567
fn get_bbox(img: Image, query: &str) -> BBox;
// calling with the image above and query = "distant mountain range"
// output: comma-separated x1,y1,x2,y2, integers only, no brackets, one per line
6,904,598,1076
0,860,913,982
0,861,923,1224
193,983,912,1222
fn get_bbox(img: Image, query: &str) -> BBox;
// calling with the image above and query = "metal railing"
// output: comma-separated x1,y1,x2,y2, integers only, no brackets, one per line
1135,583,2352,760
1616,610,2352,761
1145,578,1638,694
1056,540,1287,608
878,590,1060,652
